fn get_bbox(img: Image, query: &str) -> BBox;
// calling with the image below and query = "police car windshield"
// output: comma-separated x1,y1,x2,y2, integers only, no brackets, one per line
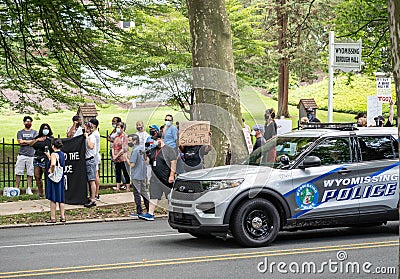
244,136,317,168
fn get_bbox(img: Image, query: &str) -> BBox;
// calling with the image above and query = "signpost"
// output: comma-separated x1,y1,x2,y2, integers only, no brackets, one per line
178,121,211,146
328,31,362,122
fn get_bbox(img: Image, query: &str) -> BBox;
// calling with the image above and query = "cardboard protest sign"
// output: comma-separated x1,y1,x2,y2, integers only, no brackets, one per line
179,121,211,146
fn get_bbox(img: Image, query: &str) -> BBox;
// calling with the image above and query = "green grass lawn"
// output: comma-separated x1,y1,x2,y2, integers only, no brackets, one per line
0,86,360,145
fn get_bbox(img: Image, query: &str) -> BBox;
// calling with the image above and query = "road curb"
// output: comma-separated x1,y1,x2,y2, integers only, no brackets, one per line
0,214,168,229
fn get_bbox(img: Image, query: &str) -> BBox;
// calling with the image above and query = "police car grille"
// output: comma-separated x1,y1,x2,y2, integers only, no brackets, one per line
169,212,200,227
173,180,203,193
170,191,203,201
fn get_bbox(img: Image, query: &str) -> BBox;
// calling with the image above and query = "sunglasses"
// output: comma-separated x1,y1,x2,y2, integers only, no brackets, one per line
165,119,172,121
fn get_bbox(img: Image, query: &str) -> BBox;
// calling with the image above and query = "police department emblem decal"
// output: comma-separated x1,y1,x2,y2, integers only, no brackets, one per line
296,183,319,210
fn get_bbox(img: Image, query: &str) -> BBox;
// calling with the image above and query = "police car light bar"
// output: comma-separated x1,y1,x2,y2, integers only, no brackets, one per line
303,122,357,130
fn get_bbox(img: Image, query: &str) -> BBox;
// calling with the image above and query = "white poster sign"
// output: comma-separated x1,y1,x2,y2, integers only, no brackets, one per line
242,128,253,154
367,96,382,127
275,120,292,135
376,77,392,103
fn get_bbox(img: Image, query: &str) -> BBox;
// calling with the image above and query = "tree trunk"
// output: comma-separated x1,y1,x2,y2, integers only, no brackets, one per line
186,0,248,165
276,0,290,118
387,0,400,268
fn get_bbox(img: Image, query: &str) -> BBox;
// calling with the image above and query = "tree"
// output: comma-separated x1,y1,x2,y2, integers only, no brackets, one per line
0,0,133,113
186,0,248,165
261,0,338,117
334,0,391,74
387,0,399,265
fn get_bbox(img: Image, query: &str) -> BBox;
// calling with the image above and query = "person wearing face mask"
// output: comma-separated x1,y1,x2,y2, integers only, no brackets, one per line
30,123,54,197
135,121,149,148
139,137,176,221
107,117,127,186
128,134,150,218
163,114,179,153
83,121,98,208
112,122,130,192
263,108,277,141
89,118,101,200
15,116,38,195
252,124,266,151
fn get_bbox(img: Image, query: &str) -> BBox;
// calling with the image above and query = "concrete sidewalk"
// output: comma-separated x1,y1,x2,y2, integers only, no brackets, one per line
0,192,135,216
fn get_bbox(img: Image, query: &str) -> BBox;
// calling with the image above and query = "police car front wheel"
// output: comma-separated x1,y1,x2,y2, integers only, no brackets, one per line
230,198,280,247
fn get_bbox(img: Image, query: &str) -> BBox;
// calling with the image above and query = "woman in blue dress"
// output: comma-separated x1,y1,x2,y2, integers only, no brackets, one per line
44,138,66,223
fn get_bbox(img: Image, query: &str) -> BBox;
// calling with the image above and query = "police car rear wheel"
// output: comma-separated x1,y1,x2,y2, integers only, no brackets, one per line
230,198,280,247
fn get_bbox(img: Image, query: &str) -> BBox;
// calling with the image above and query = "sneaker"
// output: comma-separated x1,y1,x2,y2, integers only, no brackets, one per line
95,195,100,201
138,213,154,221
129,213,140,219
84,201,96,208
26,188,33,195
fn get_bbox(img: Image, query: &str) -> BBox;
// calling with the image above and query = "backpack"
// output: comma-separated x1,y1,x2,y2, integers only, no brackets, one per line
48,153,63,183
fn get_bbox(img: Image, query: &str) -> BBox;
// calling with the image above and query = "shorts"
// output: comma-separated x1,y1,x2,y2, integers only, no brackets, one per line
86,157,97,181
15,155,34,176
33,157,46,168
149,178,172,200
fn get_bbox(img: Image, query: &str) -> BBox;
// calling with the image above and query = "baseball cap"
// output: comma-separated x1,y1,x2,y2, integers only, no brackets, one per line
252,124,265,132
149,124,160,132
374,115,384,121
89,118,99,127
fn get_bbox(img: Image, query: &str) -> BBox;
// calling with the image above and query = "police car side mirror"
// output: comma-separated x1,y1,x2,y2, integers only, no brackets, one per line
299,156,321,169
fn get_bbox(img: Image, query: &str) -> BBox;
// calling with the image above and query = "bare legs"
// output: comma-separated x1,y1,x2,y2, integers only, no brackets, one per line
34,166,45,196
49,201,65,221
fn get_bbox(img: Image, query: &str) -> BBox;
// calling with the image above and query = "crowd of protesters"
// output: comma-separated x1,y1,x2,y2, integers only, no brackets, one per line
13,103,395,222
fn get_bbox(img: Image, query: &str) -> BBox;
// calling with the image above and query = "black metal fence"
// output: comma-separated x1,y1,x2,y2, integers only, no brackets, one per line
0,134,116,189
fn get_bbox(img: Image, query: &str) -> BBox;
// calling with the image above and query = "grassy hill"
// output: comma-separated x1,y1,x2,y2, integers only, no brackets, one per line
287,74,396,115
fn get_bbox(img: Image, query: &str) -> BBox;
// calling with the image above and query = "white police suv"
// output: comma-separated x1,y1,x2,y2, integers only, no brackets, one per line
168,124,399,247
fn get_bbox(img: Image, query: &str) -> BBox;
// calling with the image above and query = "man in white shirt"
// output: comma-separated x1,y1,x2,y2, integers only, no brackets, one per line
66,115,83,138
84,122,97,208
136,121,149,148
89,118,101,200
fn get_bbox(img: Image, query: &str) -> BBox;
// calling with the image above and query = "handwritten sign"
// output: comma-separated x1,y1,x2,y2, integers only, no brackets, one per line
179,121,211,146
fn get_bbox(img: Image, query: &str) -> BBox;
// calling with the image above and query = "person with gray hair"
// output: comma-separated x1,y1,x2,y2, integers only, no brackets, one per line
128,134,149,218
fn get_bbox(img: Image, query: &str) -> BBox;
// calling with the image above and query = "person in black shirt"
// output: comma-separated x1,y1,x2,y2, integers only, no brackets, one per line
30,123,54,197
252,124,266,151
374,101,394,127
139,137,177,221
264,108,278,140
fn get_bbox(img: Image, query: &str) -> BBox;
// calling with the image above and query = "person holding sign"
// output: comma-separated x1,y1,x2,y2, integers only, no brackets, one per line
374,101,394,127
139,137,176,221
179,132,212,172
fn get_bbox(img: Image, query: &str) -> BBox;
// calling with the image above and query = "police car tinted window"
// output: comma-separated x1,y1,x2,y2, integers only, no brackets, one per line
245,136,316,167
307,137,352,165
358,136,396,161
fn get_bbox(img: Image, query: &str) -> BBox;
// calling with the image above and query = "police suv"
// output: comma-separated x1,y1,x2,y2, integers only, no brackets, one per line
168,124,399,247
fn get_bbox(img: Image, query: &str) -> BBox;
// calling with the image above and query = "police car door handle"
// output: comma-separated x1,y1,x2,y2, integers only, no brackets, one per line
338,169,351,174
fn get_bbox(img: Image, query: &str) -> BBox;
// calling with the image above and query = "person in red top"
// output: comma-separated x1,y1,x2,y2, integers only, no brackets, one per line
112,122,130,192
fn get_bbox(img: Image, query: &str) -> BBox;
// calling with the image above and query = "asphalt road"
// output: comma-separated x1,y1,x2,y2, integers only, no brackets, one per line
0,219,398,279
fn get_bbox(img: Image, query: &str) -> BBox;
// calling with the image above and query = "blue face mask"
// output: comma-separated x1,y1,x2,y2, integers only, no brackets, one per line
43,129,49,136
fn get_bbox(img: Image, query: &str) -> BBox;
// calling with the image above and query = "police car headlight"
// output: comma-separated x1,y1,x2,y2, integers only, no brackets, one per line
201,179,244,191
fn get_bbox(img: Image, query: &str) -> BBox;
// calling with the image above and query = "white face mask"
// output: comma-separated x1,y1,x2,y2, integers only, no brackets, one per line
165,121,172,127
116,128,121,134
112,124,116,128
43,129,49,136
250,130,256,136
